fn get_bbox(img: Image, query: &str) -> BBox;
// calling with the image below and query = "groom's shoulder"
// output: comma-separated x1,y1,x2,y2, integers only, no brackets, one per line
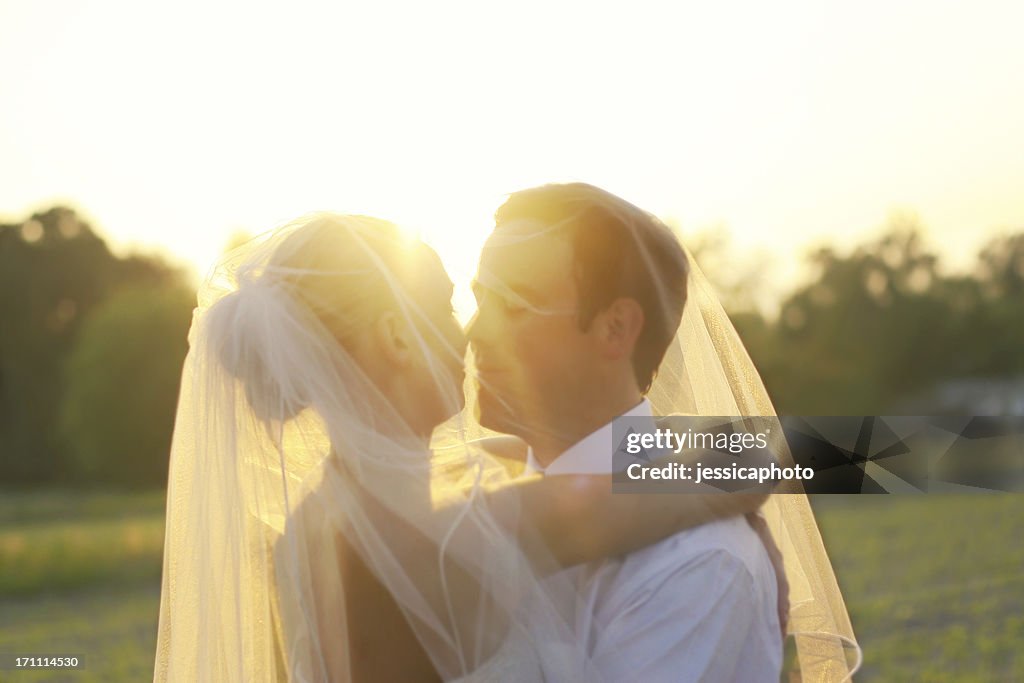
658,516,769,577
600,518,769,611
626,516,757,567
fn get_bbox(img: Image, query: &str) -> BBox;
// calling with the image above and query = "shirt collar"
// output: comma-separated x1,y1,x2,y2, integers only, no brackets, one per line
525,398,655,476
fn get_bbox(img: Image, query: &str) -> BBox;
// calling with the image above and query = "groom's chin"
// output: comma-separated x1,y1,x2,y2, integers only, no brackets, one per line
474,391,508,434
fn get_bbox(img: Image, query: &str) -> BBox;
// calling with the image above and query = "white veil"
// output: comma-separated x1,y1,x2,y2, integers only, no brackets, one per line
653,247,863,681
458,184,863,682
154,205,860,682
154,214,600,682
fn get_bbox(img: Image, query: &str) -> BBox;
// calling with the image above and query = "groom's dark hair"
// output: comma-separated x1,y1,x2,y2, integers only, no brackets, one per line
494,183,689,393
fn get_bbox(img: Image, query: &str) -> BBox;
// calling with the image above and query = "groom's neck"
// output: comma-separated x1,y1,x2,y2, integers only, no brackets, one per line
527,389,644,469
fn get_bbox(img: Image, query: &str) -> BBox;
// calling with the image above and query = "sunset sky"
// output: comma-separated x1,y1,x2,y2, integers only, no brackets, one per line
2,0,1022,316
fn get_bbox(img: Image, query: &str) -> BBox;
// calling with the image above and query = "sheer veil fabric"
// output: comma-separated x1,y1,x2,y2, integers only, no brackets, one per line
154,210,860,682
154,214,593,682
455,195,861,681
648,247,863,681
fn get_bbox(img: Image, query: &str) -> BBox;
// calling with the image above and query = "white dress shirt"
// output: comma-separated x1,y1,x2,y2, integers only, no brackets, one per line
527,399,783,682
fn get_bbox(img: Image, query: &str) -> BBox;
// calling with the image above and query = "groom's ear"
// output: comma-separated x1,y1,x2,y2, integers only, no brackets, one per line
593,297,644,360
372,311,414,366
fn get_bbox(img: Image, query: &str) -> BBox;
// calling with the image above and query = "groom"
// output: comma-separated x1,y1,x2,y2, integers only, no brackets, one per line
467,183,784,681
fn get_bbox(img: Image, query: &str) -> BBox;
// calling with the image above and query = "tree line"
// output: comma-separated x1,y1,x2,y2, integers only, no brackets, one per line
1,207,1021,487
1,208,193,487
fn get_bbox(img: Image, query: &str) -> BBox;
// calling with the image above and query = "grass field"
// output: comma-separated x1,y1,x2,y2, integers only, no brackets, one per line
812,494,1024,682
0,491,164,683
1,490,1021,681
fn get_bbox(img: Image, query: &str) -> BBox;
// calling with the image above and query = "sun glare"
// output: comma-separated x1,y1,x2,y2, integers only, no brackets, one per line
1,1,1021,310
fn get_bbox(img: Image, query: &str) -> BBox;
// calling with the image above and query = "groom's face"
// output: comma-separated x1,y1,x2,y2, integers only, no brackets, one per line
467,221,595,437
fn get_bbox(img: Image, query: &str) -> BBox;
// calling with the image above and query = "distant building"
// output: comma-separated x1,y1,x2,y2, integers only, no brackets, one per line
895,376,1024,415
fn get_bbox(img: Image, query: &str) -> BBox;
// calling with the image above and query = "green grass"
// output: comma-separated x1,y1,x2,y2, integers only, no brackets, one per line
0,490,165,682
0,583,159,683
0,490,166,526
0,490,165,597
810,494,1024,682
0,490,1022,681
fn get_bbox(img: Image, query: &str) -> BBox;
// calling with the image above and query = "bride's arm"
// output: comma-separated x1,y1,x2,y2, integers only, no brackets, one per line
476,446,789,632
483,471,770,571
470,435,772,569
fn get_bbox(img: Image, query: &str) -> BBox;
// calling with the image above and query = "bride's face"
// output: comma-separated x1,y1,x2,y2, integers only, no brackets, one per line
407,247,468,425
358,244,466,437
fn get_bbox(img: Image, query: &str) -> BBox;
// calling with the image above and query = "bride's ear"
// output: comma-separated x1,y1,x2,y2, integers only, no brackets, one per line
372,311,414,366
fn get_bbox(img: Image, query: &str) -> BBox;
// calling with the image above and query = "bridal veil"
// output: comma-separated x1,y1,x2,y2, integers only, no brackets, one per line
154,214,591,682
462,188,862,681
154,207,860,682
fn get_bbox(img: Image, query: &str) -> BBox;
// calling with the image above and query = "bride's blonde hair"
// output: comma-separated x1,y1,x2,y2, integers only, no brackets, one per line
207,213,422,421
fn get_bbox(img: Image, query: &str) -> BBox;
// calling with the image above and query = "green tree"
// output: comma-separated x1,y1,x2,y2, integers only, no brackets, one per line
59,285,194,487
0,206,191,484
972,233,1024,375
736,223,1024,415
770,226,955,413
1,209,122,482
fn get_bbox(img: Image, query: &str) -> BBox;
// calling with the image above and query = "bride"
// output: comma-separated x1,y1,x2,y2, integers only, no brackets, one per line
153,212,859,681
